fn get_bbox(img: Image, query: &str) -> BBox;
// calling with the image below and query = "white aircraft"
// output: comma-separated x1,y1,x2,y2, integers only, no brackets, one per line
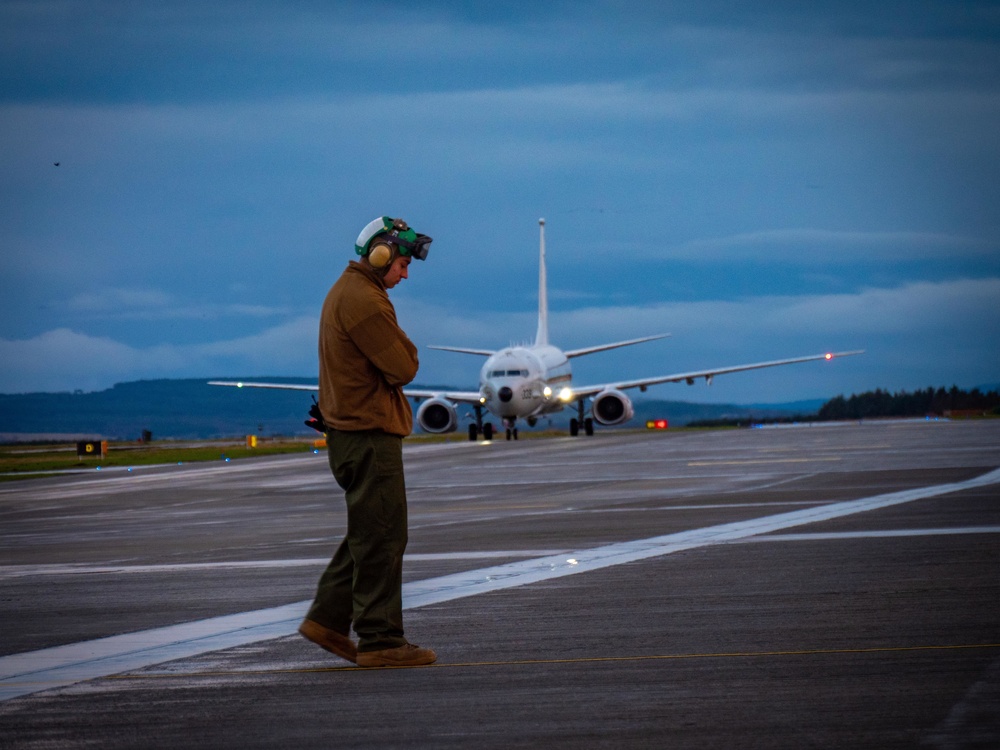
210,218,863,441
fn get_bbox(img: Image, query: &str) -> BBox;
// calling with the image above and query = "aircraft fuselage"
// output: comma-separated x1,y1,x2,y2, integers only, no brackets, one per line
479,344,572,420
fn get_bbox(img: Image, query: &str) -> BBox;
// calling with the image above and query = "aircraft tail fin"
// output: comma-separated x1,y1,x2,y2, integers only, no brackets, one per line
535,218,549,347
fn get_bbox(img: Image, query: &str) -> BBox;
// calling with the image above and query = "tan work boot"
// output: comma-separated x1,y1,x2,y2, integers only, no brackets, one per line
356,643,437,668
298,619,358,664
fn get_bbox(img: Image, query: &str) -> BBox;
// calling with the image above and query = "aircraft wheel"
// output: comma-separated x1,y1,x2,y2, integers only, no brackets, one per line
584,418,594,436
569,418,579,437
513,428,518,440
483,423,494,441
468,424,478,441
505,428,512,441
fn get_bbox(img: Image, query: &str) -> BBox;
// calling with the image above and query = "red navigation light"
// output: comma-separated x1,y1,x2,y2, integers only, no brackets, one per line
825,353,833,360
646,419,669,430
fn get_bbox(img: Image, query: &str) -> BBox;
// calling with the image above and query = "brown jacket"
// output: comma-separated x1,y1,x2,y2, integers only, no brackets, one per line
318,261,418,436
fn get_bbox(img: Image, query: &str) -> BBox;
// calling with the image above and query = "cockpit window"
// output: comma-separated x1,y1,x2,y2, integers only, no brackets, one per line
489,369,528,378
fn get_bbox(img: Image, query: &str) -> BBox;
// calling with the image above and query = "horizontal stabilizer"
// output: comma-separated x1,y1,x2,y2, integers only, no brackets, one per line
427,345,495,356
565,333,670,359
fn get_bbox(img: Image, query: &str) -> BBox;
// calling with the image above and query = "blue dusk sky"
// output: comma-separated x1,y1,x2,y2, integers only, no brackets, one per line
1,0,998,403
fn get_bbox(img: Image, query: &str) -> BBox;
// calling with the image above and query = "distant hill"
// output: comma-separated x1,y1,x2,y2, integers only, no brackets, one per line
0,378,824,442
0,378,320,442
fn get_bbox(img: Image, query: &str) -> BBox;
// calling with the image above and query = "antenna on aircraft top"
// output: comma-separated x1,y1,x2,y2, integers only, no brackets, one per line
535,218,549,347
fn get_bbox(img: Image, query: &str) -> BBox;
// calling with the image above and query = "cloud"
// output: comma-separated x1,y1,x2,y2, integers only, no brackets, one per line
0,328,188,393
758,278,1000,336
409,277,1000,400
539,279,1000,394
4,2,998,107
65,287,175,314
662,229,991,263
64,286,293,320
0,317,318,394
192,316,317,368
2,278,997,399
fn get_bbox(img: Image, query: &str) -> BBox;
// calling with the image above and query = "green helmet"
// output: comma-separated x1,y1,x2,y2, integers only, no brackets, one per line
354,217,432,260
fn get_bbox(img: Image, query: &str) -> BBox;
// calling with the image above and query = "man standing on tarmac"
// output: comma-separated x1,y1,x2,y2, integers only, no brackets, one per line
298,216,437,668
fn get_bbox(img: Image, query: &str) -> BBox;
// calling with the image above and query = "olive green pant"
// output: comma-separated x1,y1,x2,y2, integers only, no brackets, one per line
306,430,408,652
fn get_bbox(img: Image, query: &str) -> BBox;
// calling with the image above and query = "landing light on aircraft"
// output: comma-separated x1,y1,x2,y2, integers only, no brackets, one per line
543,386,552,398
558,387,573,402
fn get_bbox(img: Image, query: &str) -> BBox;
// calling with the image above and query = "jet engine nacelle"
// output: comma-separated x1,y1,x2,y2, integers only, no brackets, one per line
591,389,635,426
415,397,458,434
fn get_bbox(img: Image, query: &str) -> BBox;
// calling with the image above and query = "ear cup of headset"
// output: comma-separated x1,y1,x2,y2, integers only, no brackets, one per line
368,242,393,268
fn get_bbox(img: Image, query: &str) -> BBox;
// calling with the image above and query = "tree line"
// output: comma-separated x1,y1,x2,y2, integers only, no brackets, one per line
817,386,1000,420
687,385,1000,428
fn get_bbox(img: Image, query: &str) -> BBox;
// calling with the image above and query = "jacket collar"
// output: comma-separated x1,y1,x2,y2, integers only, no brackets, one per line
347,260,386,290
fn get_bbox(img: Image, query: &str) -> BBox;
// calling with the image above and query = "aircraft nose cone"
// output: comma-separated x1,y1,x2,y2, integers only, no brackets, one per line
498,386,513,403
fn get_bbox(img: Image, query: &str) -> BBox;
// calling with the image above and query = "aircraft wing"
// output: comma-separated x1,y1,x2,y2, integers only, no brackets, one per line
566,350,865,399
404,388,483,403
208,380,318,391
208,380,482,404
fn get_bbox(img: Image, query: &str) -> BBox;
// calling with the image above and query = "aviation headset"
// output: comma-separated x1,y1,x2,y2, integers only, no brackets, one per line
354,216,433,269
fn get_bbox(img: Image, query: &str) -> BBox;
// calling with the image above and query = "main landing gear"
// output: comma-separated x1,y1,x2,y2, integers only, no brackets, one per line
468,422,495,441
569,398,594,436
467,401,596,441
467,404,496,441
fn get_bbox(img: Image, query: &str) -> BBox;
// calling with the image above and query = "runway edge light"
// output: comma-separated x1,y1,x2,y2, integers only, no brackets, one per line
646,419,669,430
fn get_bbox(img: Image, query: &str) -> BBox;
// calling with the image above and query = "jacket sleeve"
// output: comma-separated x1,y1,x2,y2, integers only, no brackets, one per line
346,304,419,387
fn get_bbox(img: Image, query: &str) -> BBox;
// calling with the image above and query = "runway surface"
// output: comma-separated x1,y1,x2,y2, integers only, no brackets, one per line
1,420,998,748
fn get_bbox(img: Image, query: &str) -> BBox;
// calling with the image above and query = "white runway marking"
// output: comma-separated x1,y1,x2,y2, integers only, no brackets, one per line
741,527,1000,542
2,466,999,702
0,552,569,580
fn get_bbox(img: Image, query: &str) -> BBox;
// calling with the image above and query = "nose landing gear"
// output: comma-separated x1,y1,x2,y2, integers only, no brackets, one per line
504,418,518,440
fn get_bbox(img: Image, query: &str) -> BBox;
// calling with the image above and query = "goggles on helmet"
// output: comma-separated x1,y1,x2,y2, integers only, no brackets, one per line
394,233,432,260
